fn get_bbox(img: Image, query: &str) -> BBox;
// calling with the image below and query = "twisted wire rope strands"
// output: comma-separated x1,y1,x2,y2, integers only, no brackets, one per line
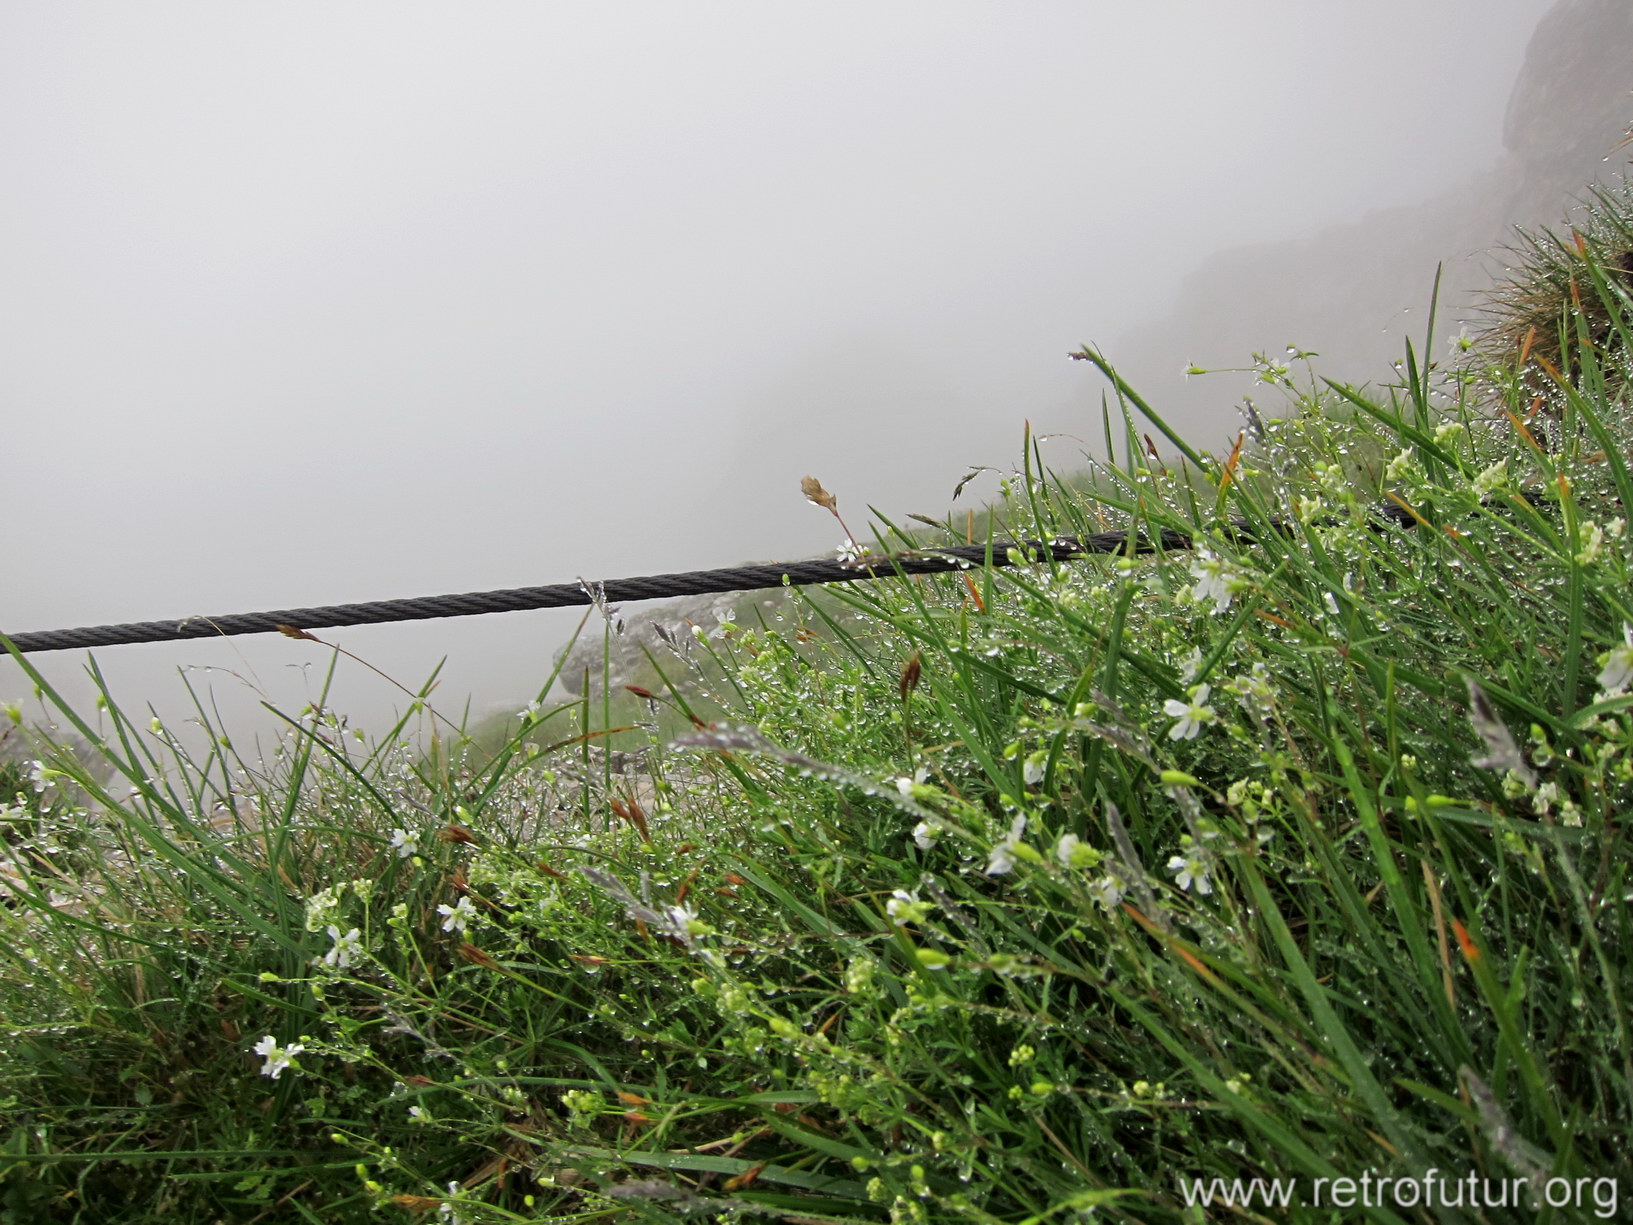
3,505,1419,655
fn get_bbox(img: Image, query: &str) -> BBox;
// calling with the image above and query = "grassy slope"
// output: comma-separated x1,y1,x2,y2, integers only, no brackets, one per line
2,210,1633,1223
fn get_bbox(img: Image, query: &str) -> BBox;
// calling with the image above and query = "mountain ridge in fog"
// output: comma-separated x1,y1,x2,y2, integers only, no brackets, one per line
1103,0,1633,442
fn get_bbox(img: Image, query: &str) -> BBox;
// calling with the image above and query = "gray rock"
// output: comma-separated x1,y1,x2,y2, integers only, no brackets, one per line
1105,0,1633,444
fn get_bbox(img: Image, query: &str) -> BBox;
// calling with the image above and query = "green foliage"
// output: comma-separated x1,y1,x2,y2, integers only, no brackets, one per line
5,223,1633,1223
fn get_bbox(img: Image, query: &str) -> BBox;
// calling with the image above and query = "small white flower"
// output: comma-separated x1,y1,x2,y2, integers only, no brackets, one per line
1167,851,1214,896
321,925,364,970
1021,751,1047,787
438,1182,472,1225
1163,685,1215,741
408,1105,431,1124
886,889,932,926
28,760,59,792
1596,625,1633,695
1450,325,1474,354
893,765,931,804
985,815,1029,876
1188,551,1237,614
658,902,702,944
1090,871,1126,910
389,828,418,859
251,1035,305,1080
911,820,941,851
437,896,477,934
517,699,545,722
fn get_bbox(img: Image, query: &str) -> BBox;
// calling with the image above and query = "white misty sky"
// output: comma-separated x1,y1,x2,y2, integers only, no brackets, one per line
2,1,1552,741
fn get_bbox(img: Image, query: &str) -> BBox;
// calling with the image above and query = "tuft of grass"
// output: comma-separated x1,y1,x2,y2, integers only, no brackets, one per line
1468,180,1633,418
3,205,1633,1224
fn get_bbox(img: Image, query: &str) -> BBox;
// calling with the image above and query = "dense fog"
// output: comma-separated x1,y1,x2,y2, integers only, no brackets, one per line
6,0,1604,748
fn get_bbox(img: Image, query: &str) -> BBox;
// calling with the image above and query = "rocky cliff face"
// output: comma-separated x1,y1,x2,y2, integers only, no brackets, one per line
1103,0,1633,450
1503,0,1633,188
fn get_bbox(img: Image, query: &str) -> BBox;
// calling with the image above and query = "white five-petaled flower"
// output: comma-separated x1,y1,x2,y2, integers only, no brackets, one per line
912,820,941,851
389,828,418,859
1189,550,1238,614
886,889,932,926
985,815,1029,876
437,896,477,934
1164,685,1215,741
1167,851,1214,896
1090,871,1126,910
251,1035,304,1080
1597,624,1633,695
321,925,364,969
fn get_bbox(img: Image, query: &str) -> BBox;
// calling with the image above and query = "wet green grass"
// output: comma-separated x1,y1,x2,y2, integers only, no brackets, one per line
3,216,1633,1223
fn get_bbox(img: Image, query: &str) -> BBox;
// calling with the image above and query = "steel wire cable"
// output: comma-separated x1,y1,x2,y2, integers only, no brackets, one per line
2,505,1422,655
